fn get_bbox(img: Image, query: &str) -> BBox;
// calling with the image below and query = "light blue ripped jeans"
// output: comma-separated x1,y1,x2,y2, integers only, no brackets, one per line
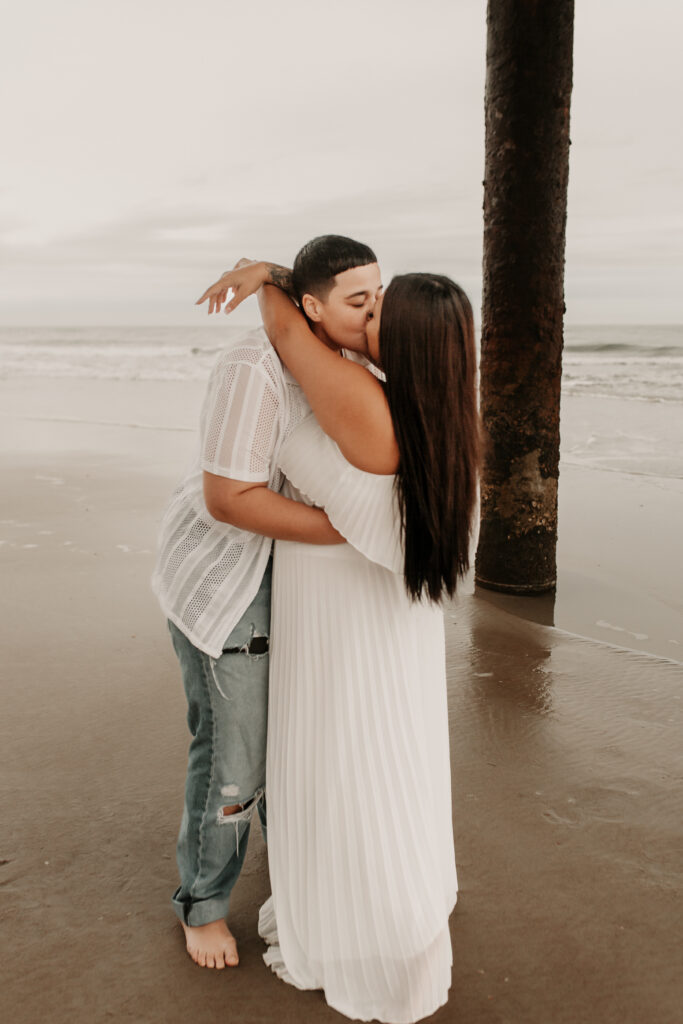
168,558,271,927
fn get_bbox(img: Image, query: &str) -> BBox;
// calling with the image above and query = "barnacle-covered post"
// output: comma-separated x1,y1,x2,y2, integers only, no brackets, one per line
475,0,575,593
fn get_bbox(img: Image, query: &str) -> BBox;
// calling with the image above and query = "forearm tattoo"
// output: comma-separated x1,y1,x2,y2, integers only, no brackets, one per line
264,262,296,300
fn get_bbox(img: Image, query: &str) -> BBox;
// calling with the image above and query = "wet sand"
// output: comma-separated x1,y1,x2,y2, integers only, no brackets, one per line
1,379,682,1023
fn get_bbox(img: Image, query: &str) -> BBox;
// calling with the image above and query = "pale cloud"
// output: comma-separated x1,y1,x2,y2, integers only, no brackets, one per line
1,0,681,324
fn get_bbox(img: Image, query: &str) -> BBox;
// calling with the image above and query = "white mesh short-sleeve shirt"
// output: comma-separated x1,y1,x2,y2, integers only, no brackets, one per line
152,328,309,657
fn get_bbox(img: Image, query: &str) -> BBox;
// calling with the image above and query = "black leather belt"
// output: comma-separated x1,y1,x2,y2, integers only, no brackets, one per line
222,635,269,655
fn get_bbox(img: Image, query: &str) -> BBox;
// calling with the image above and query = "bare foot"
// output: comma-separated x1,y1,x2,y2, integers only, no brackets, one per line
181,919,239,969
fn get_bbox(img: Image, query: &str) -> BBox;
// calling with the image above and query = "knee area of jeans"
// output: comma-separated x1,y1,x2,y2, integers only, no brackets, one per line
217,785,265,824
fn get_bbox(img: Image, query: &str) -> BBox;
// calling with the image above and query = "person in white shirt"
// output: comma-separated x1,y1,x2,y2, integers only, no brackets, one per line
152,236,383,970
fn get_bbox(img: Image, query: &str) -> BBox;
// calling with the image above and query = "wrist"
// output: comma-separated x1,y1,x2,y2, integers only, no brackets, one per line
263,262,295,297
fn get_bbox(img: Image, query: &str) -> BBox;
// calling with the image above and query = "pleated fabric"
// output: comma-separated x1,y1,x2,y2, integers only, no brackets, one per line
277,412,404,574
259,414,458,1023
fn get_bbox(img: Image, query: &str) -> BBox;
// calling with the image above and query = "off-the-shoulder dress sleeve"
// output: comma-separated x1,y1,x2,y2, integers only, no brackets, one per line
277,413,403,574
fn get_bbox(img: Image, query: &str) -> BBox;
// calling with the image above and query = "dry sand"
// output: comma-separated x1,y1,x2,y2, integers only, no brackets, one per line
1,378,682,1024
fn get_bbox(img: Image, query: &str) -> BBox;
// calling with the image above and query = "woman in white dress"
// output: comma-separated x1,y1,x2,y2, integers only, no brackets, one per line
254,271,480,1023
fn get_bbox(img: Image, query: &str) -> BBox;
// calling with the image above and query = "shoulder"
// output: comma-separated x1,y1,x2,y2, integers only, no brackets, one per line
210,327,284,388
213,326,275,367
323,359,398,474
341,349,386,382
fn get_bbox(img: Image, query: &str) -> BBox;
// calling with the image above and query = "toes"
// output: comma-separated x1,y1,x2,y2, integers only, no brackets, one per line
225,945,239,967
197,950,207,968
214,954,226,970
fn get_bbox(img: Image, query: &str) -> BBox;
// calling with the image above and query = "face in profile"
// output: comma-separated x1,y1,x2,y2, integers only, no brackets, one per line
303,263,383,353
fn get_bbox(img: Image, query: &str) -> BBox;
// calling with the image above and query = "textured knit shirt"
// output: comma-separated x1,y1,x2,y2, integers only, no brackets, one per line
152,328,310,657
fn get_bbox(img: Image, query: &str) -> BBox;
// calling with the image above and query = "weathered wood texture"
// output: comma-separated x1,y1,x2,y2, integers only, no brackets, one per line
475,0,575,593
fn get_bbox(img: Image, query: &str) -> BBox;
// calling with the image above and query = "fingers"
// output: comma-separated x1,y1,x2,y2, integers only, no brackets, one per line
196,285,224,308
224,288,242,314
195,274,231,308
201,287,231,315
196,267,253,313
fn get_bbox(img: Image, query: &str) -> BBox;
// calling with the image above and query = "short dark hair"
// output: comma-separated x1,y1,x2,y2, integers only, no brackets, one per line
292,235,377,302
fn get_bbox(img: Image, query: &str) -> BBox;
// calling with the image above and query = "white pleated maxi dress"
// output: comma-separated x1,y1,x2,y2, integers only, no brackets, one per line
258,413,458,1024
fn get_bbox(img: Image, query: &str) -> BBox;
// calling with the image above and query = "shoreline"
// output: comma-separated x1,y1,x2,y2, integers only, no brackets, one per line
1,376,681,661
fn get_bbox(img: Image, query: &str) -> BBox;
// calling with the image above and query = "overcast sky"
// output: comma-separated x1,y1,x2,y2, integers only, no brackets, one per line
1,0,681,325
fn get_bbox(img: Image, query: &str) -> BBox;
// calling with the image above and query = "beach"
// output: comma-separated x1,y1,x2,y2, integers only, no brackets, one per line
1,366,682,1024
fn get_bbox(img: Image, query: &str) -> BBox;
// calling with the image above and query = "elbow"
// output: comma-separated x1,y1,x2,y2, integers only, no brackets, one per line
202,472,264,526
203,480,239,524
204,494,231,523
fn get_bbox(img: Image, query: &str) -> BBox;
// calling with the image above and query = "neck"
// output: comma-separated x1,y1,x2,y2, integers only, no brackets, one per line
311,323,373,362
312,323,341,353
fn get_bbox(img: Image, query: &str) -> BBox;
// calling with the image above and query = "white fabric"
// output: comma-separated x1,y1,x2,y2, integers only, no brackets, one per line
277,412,403,573
151,328,309,657
260,414,458,1024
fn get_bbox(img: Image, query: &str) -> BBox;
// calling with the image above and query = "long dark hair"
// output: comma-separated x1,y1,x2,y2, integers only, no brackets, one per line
379,273,480,601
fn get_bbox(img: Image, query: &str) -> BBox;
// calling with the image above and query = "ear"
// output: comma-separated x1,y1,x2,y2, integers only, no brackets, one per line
302,293,323,322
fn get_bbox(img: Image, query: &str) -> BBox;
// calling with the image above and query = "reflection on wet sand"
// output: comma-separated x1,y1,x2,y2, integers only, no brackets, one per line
444,588,682,1022
474,584,558,628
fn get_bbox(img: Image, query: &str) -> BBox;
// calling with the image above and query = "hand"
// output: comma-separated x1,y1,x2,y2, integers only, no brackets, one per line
196,259,267,315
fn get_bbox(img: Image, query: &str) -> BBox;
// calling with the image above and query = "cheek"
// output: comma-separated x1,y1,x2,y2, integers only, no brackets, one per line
348,308,369,331
325,302,367,336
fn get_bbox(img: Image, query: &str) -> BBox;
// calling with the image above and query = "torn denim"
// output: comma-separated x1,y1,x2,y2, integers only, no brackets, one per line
168,557,271,927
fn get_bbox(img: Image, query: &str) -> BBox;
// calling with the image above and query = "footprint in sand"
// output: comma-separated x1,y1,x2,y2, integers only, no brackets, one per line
542,784,636,828
35,474,65,486
542,808,581,827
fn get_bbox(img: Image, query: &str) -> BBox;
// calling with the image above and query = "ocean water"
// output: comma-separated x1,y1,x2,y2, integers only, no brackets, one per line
0,325,237,383
1,323,681,478
562,325,683,405
0,323,681,401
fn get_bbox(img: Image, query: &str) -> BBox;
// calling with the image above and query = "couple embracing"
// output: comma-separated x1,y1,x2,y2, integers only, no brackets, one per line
152,235,480,1023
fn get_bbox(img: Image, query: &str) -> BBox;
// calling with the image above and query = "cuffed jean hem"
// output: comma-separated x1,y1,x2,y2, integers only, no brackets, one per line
171,785,267,927
171,890,232,928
